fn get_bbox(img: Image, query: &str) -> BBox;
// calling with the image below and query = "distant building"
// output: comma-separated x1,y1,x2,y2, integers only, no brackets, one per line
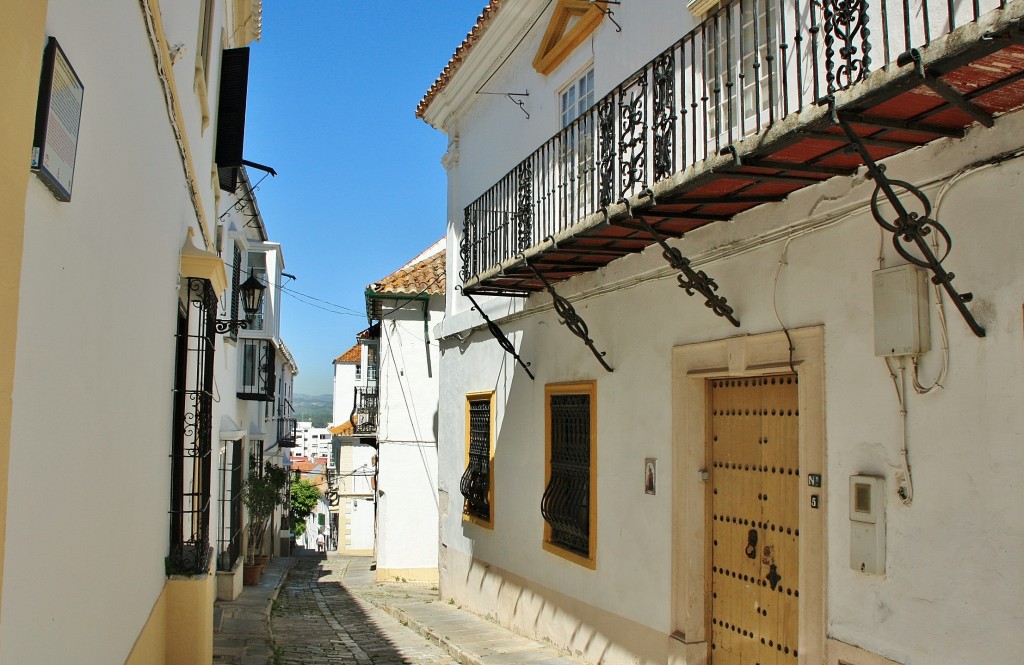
295,421,334,465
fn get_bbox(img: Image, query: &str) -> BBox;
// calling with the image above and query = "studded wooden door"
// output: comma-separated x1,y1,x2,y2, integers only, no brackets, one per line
709,375,799,664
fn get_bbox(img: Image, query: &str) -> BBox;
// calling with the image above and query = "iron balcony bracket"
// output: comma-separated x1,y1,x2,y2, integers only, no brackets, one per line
214,319,251,335
897,49,994,128
457,286,535,380
617,193,741,328
523,259,614,373
831,100,986,337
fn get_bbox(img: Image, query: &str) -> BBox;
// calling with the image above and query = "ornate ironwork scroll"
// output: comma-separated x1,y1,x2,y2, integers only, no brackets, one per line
541,392,592,557
833,110,985,337
460,208,473,283
460,398,492,521
458,286,535,380
516,163,534,251
652,51,677,183
169,278,217,575
624,195,740,327
597,97,616,207
618,70,648,198
526,261,614,372
823,0,871,93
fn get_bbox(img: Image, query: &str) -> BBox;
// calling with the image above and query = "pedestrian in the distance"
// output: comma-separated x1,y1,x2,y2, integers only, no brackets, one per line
316,531,325,553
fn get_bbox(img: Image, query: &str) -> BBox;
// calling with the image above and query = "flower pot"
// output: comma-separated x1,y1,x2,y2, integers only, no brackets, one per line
252,554,270,567
242,563,263,586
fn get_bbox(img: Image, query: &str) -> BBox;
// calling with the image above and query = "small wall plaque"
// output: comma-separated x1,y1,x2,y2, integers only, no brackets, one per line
31,37,84,202
644,458,657,495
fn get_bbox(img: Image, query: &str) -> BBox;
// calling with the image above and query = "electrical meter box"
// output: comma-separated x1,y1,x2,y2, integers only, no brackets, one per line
849,475,885,575
873,264,931,357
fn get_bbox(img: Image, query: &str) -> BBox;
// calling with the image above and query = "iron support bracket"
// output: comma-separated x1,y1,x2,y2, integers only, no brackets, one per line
523,259,614,372
896,49,994,128
619,193,741,327
830,97,986,337
457,286,535,380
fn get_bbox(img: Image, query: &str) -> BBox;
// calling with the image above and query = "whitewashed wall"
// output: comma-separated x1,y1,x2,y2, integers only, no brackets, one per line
437,0,694,316
437,100,1024,663
2,0,238,662
375,297,444,575
332,360,357,426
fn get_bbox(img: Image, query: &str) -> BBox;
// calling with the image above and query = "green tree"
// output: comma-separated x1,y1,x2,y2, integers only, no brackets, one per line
290,479,322,539
243,460,288,560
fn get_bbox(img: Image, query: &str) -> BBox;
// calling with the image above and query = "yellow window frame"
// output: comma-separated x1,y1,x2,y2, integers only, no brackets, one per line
543,381,597,569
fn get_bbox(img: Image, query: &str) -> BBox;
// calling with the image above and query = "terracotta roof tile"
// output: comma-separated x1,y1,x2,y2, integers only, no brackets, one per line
416,1,505,119
333,344,361,364
329,421,354,436
369,247,446,296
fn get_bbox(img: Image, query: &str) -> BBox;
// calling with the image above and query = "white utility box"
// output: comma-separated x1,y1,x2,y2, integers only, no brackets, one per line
849,475,885,575
872,264,931,357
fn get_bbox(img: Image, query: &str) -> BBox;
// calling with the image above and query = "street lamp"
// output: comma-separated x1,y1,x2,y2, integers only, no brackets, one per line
215,274,265,334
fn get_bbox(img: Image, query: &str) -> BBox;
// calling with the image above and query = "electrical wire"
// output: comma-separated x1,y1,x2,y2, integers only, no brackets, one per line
883,355,914,506
772,236,797,374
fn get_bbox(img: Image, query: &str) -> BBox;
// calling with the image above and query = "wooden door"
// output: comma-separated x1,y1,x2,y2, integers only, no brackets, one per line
709,375,799,664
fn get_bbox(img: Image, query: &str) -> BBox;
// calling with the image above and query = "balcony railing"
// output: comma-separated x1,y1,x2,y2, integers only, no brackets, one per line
237,338,276,401
350,386,379,435
277,398,297,449
461,0,1008,286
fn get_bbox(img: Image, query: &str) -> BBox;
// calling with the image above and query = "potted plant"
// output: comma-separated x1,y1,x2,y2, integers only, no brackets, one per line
242,458,287,584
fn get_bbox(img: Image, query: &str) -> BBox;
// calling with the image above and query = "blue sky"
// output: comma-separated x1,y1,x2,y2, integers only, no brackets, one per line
244,2,486,396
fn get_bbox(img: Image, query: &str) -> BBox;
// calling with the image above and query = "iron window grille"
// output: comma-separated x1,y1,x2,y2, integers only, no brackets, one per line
237,338,276,401
169,278,217,575
460,394,494,525
217,438,244,572
542,383,596,565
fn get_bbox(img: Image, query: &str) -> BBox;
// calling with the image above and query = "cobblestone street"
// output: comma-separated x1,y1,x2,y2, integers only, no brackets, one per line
270,555,458,665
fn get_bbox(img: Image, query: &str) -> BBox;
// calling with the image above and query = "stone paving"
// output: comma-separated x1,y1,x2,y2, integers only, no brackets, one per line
216,550,587,665
214,556,296,665
270,554,458,664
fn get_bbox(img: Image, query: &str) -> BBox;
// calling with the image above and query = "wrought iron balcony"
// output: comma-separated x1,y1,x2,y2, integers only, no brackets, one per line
461,0,1024,298
237,338,276,401
350,386,379,436
277,398,297,449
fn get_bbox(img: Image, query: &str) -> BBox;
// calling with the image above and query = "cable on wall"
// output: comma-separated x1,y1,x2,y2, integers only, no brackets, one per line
883,356,914,506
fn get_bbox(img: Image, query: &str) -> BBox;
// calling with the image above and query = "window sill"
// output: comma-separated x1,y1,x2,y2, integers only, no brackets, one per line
543,541,596,570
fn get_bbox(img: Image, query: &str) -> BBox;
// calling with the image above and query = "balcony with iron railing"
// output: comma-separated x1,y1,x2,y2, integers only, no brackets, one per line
237,337,276,401
277,398,297,449
460,0,1024,310
350,386,379,436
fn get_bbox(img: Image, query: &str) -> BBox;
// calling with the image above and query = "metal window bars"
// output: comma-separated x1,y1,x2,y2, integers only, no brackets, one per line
541,393,592,558
217,438,244,572
169,278,217,576
460,399,492,521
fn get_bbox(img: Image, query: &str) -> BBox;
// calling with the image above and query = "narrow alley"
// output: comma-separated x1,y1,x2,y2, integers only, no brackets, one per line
270,554,457,665
244,552,588,665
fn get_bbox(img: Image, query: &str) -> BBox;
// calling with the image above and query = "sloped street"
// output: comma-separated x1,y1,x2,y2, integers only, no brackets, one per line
271,554,457,665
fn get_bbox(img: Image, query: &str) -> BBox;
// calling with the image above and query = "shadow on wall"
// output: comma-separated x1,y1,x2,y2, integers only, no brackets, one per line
460,556,620,664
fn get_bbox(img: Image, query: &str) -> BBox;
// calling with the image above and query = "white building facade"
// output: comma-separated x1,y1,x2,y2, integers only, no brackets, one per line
1,1,280,663
421,1,1024,665
330,343,377,554
362,241,446,581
